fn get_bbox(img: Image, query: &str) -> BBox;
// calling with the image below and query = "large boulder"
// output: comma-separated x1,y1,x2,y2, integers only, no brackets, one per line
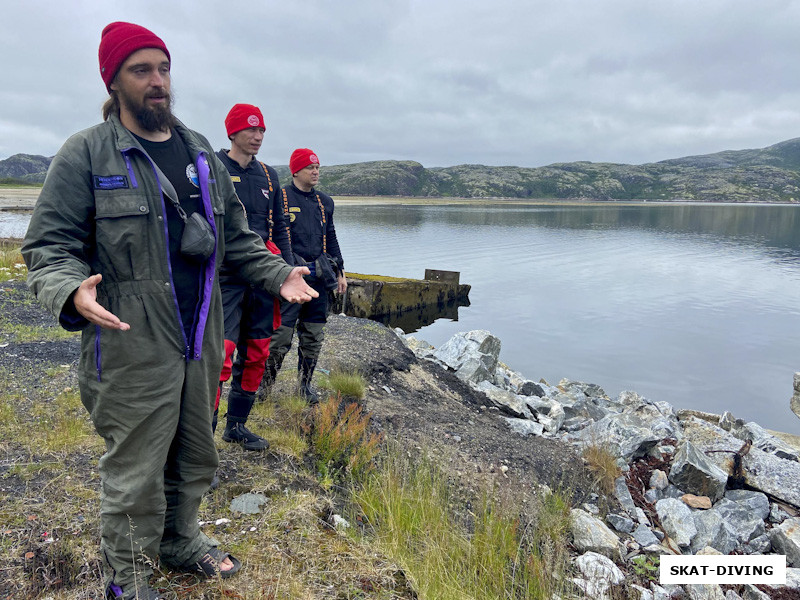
431,330,501,384
679,416,800,507
668,441,728,502
475,381,532,418
691,509,738,555
571,399,680,461
570,508,622,560
656,498,697,548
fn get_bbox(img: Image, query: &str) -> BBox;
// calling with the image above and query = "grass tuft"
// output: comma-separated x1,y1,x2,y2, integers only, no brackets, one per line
582,442,622,495
307,394,383,483
320,366,367,400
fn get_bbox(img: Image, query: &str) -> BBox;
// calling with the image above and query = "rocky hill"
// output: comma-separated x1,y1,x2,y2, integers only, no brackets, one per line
6,137,800,201
0,153,51,183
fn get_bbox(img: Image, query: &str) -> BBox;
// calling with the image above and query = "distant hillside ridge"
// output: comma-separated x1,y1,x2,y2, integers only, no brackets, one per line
0,154,52,184
5,137,800,201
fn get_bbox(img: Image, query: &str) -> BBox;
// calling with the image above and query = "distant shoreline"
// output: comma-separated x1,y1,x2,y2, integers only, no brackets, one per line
3,187,800,212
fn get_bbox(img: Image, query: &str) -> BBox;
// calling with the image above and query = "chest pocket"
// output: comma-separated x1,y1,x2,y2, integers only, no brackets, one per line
94,191,152,282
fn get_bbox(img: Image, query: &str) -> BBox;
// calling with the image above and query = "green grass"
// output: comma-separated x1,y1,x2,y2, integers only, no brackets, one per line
0,179,42,187
352,449,575,600
0,319,78,342
320,366,366,400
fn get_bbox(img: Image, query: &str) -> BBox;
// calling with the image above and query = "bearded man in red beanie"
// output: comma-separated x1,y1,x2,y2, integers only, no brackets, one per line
259,149,346,403
212,104,292,457
22,22,316,600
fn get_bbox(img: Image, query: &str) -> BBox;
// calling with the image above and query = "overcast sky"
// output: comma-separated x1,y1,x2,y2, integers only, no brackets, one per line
3,0,800,169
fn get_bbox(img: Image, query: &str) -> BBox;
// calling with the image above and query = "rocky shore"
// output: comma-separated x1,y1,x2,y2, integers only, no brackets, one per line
398,328,800,599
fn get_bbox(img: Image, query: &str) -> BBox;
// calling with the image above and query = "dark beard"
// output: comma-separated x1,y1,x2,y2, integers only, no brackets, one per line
121,89,177,132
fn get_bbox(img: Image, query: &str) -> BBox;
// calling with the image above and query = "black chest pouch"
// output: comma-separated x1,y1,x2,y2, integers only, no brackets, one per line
180,211,216,260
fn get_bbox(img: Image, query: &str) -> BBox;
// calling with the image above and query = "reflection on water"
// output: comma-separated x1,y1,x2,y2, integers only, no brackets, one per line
334,202,800,435
368,297,471,333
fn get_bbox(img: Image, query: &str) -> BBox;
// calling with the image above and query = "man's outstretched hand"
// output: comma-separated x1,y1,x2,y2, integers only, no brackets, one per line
280,267,320,303
73,274,130,330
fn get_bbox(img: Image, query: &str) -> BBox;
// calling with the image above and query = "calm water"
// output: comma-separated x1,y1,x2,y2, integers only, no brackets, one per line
5,202,800,434
333,202,800,435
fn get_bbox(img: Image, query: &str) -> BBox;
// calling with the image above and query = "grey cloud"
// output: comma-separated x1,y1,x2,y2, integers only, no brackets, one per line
3,0,800,168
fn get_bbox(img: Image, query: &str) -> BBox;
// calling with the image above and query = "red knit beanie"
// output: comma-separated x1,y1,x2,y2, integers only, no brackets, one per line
98,22,170,92
225,104,265,138
289,148,320,174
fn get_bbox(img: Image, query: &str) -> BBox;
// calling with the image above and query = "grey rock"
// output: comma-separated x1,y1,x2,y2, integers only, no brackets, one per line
614,476,638,518
572,551,625,598
650,469,669,490
551,389,614,422
475,381,532,419
644,489,661,504
731,421,800,462
632,584,654,600
769,503,791,524
523,394,557,415
769,517,800,567
561,416,592,432
502,417,544,437
518,380,545,397
570,508,622,560
650,584,678,600
633,522,661,548
719,411,738,432
573,399,679,461
662,484,686,500
559,379,609,400
432,330,501,384
740,586,769,600
606,513,634,534
780,566,800,591
741,533,771,554
679,416,800,507
656,498,697,547
402,334,433,352
230,492,269,514
713,498,766,544
724,591,743,600
537,401,565,433
582,503,599,515
723,489,770,521
685,584,725,600
793,372,800,419
574,551,625,584
691,509,738,555
668,440,728,502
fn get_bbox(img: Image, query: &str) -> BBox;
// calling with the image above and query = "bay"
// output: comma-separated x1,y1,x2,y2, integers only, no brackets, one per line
333,202,800,435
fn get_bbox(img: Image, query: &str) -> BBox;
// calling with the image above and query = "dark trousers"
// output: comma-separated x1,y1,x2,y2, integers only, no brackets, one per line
217,278,280,420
